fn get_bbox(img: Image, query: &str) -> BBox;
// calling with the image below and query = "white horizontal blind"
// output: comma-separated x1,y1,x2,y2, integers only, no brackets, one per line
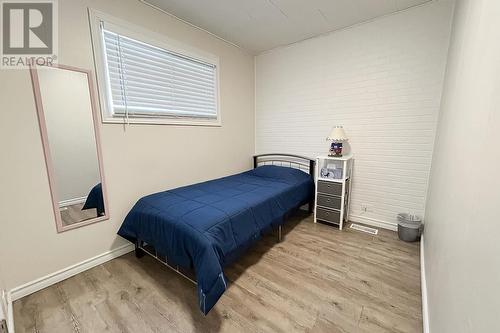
101,24,218,119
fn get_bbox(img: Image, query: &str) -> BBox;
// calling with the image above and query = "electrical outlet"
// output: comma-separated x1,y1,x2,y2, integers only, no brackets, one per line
0,319,7,333
0,290,8,333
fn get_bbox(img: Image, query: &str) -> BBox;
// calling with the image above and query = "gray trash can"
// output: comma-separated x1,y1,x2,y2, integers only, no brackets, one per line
397,213,422,242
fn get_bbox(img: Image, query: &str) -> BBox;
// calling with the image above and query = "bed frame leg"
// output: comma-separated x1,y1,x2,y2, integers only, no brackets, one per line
308,200,314,214
135,241,145,259
277,225,283,242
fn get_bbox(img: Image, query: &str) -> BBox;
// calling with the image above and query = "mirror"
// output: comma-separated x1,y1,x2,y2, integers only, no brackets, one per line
31,64,109,232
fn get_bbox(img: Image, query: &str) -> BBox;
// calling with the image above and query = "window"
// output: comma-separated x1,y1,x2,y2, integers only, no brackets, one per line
90,11,220,125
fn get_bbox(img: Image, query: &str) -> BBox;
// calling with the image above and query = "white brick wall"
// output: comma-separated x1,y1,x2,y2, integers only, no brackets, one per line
256,1,454,229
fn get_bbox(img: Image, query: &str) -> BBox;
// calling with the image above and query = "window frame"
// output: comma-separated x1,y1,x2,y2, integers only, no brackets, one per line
88,9,221,126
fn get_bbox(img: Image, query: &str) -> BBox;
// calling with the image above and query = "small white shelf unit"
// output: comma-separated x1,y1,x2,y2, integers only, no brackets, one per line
314,155,354,230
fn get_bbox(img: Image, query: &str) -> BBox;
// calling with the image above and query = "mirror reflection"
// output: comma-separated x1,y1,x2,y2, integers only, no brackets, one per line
34,65,107,230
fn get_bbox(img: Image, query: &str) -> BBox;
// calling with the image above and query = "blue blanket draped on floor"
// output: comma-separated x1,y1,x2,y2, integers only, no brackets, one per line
117,165,314,314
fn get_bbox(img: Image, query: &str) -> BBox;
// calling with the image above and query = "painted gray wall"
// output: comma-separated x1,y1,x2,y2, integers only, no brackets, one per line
424,0,500,331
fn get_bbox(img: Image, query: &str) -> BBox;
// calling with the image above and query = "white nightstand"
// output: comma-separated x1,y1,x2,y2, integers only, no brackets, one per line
314,155,354,230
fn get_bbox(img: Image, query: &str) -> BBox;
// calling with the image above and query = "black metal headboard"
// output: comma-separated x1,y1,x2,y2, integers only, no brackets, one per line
253,153,315,179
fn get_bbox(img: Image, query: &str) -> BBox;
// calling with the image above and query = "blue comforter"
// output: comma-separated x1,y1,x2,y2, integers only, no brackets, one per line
117,165,313,314
82,183,105,216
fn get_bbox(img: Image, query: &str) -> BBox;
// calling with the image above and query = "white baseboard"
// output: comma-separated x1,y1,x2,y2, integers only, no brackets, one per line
10,243,134,302
59,196,87,208
349,214,398,231
421,235,429,333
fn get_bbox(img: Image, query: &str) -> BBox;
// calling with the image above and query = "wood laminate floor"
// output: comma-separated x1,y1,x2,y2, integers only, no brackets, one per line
14,212,422,333
60,203,97,226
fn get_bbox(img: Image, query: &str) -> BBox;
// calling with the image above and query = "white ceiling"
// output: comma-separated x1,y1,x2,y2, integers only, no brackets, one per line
141,0,432,54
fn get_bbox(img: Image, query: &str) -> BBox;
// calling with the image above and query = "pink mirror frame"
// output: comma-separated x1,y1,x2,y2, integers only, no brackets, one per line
30,63,110,233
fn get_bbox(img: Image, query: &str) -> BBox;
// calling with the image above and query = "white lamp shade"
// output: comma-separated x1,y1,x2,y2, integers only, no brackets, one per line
327,126,348,142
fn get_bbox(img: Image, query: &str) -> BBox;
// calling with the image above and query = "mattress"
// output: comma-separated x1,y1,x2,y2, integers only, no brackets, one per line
117,165,314,314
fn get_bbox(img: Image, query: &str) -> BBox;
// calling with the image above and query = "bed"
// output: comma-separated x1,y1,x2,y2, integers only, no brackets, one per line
82,183,105,216
117,154,315,315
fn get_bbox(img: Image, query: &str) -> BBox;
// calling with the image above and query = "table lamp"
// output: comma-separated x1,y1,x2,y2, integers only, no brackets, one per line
327,126,348,157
